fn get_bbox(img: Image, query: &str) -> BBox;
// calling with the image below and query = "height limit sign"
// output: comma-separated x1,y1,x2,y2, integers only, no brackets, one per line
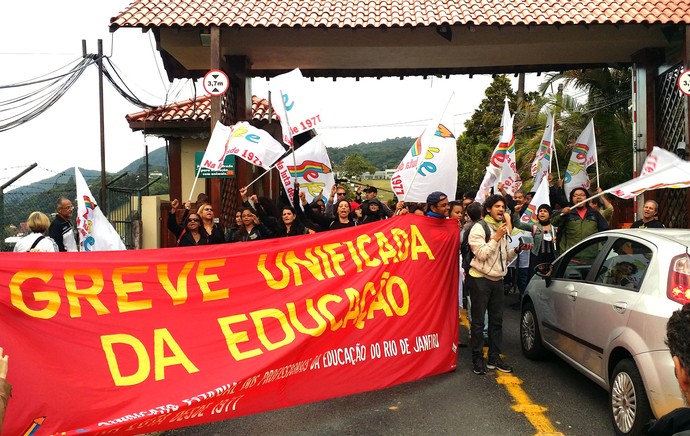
203,70,229,96
678,70,690,96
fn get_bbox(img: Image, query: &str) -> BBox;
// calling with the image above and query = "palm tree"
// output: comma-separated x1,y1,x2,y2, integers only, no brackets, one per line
537,68,633,189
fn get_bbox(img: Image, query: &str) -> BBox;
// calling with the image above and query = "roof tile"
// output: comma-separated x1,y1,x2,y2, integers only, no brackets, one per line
111,0,690,29
126,95,279,124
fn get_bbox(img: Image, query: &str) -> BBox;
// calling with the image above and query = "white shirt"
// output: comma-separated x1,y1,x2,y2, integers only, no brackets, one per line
13,233,59,252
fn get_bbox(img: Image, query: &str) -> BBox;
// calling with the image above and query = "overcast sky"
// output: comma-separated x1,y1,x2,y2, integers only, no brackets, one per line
0,1,540,191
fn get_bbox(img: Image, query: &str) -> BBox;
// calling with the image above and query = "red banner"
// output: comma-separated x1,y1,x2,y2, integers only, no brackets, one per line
0,215,459,435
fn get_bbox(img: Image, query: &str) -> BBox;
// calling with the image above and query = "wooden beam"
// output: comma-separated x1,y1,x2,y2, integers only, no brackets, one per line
208,25,222,217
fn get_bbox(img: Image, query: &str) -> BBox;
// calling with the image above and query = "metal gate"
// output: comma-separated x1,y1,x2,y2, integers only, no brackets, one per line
107,177,161,249
655,64,689,229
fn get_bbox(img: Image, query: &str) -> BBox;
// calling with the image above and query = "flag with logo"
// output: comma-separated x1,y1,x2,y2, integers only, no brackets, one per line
390,95,457,202
476,98,513,204
564,119,597,197
608,146,690,198
531,112,555,191
75,167,126,251
498,120,521,196
200,121,286,171
519,176,551,224
276,135,335,205
269,68,323,147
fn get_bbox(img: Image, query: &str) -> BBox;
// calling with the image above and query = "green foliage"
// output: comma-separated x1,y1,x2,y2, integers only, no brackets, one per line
327,137,414,170
539,68,633,188
462,75,517,149
338,154,377,179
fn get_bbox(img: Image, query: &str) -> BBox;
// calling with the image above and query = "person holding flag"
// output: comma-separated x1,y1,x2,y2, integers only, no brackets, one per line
564,119,598,198
551,187,608,253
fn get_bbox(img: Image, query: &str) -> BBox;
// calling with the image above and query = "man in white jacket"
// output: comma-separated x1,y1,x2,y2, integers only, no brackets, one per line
468,194,531,375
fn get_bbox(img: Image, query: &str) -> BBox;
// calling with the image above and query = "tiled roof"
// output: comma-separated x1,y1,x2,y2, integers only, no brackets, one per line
111,0,690,29
126,95,277,124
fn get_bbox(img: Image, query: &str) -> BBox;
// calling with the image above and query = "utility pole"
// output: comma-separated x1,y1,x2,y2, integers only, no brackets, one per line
97,39,107,214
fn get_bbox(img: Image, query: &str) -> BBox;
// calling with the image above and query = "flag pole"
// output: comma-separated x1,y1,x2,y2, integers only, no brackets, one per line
243,158,285,191
278,88,299,181
550,113,561,180
401,92,455,203
188,166,203,202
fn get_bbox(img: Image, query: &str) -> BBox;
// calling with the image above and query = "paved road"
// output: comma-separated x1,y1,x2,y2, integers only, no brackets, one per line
162,292,612,436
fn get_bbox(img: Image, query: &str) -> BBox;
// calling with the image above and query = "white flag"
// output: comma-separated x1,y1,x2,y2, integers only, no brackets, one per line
476,98,513,204
498,114,522,196
200,121,285,171
75,167,126,251
269,68,323,147
390,95,457,202
564,119,597,197
276,135,335,205
608,146,690,199
519,176,551,224
531,112,555,191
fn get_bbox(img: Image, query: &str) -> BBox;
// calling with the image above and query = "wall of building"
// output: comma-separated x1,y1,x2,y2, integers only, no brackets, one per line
181,138,209,202
141,195,168,249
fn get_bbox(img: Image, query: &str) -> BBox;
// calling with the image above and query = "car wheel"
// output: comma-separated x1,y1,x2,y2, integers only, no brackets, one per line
610,359,653,436
520,302,545,360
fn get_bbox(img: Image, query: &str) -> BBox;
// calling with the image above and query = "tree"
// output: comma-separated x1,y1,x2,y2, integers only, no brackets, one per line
538,68,633,188
339,154,377,179
456,75,517,194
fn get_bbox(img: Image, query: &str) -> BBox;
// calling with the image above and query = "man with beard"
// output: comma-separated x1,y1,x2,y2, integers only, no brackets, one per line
631,200,665,229
467,195,531,375
644,304,690,435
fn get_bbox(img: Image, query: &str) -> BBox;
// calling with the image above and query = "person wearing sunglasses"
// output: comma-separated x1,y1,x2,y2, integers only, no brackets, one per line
197,203,225,244
168,199,209,247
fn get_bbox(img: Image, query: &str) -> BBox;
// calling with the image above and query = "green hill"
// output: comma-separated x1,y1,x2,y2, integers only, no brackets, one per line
327,137,414,170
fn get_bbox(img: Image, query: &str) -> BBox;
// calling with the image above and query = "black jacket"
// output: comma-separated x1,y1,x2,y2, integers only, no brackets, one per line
644,408,690,435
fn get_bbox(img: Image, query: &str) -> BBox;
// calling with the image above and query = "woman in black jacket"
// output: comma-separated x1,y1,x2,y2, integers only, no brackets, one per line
167,203,208,247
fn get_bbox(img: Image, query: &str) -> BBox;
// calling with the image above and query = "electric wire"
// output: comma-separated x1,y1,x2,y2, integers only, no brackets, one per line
0,56,94,132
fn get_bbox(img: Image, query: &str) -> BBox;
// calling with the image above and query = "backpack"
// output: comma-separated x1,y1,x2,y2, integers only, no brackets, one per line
461,220,491,271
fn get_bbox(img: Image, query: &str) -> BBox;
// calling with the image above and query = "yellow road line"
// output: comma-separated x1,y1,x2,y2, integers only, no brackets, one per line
460,309,564,436
496,372,564,435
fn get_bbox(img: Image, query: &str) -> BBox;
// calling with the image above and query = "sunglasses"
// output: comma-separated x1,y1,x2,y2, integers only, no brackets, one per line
203,208,213,211
187,218,200,223
336,192,346,196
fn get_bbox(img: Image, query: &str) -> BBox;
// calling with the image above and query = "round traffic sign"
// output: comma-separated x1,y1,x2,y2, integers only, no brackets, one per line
203,70,229,96
678,70,690,96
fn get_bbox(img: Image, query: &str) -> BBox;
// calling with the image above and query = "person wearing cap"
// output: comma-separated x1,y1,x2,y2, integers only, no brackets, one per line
425,191,450,218
361,198,388,224
529,203,558,276
360,186,394,218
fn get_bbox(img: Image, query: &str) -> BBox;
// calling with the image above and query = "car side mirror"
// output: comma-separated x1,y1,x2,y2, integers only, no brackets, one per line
534,263,554,287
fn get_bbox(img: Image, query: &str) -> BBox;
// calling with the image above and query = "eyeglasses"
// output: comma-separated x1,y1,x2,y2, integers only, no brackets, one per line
203,208,213,211
60,205,74,210
187,218,200,223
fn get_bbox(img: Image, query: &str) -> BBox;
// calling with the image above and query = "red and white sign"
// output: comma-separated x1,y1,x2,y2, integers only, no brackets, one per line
0,215,459,435
203,70,229,96
678,70,690,96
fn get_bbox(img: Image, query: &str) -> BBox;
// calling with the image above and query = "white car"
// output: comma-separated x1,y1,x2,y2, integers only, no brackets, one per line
520,229,690,435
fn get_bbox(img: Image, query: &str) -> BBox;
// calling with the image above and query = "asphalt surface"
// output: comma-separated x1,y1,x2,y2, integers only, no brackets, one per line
161,292,613,436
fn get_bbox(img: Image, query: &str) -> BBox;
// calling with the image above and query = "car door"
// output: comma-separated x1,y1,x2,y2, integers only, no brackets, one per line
539,236,608,359
572,237,652,379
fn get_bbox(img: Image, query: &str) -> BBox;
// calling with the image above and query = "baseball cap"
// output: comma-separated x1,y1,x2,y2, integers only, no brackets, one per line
426,191,447,206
